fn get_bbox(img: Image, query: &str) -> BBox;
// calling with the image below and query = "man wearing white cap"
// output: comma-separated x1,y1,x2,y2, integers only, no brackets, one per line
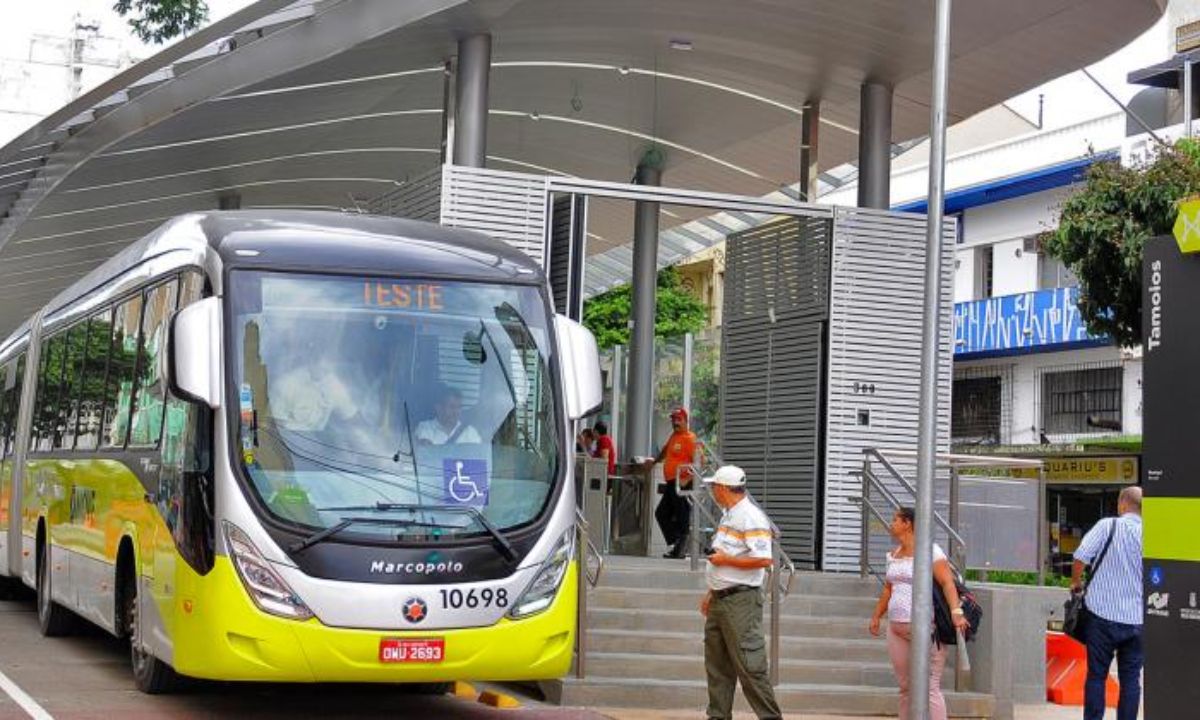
700,465,782,720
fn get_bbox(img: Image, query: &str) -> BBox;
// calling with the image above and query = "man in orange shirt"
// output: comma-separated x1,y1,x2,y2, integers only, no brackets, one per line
644,407,699,558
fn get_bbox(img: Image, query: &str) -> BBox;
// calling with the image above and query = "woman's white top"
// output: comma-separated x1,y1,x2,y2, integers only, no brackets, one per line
885,544,946,623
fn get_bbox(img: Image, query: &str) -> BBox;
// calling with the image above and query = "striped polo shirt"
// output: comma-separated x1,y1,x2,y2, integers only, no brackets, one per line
1074,513,1143,626
706,497,773,591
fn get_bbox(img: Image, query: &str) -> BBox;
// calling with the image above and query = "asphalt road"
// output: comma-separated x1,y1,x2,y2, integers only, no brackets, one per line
0,588,605,720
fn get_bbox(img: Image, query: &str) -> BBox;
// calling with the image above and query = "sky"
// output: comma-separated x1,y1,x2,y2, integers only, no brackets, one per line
0,1,1185,147
0,0,251,143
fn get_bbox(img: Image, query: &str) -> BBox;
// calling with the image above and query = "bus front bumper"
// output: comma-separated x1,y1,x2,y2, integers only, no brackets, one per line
171,557,577,683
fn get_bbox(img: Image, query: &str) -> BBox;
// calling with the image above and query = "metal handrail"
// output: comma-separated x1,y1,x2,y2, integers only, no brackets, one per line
863,448,964,548
575,507,605,679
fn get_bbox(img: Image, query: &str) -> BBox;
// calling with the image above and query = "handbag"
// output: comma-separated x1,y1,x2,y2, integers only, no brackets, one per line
933,566,983,646
1063,519,1117,643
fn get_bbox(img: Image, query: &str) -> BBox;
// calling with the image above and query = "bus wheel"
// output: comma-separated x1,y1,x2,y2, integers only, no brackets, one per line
36,542,76,637
124,572,178,694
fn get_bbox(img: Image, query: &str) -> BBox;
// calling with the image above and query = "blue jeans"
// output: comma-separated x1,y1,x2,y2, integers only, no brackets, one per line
1084,614,1142,720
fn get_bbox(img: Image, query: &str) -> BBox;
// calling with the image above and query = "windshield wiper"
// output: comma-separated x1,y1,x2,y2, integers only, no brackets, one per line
289,515,445,553
328,502,517,563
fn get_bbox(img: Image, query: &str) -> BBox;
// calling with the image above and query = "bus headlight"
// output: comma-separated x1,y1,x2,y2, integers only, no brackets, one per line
509,528,575,619
223,521,313,620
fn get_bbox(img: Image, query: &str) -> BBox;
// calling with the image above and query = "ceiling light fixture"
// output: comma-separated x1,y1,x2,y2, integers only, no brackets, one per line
669,39,694,51
617,65,631,75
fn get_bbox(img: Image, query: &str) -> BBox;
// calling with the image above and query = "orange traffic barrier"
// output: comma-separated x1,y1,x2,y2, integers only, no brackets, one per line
1046,631,1118,706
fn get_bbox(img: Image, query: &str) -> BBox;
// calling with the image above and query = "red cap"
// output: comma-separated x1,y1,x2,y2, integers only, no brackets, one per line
670,407,688,422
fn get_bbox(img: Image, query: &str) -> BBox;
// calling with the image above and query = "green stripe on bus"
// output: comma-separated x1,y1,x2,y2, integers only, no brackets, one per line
1144,497,1200,561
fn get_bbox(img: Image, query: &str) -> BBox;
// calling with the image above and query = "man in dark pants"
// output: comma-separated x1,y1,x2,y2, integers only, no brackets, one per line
1071,485,1143,720
644,407,699,558
699,465,782,720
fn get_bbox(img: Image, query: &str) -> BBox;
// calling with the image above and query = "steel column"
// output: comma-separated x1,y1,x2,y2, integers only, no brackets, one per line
1186,59,1194,139
799,101,820,202
857,83,893,209
453,34,491,168
623,163,662,459
910,1,953,717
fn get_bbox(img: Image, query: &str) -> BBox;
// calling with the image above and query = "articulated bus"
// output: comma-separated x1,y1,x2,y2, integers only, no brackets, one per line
0,211,602,692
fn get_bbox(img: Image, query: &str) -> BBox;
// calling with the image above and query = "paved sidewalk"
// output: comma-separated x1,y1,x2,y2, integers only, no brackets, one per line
593,703,1104,720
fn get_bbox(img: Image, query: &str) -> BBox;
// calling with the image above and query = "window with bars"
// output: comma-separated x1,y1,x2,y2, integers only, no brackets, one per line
1040,366,1122,435
952,376,1003,445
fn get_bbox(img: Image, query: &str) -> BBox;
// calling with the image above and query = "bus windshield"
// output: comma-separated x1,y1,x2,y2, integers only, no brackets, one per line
228,270,560,541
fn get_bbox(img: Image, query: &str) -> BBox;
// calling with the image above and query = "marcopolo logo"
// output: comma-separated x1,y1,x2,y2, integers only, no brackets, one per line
1148,259,1163,352
370,560,465,576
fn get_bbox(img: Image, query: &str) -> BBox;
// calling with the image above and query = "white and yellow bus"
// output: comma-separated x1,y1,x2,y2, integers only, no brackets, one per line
0,211,601,693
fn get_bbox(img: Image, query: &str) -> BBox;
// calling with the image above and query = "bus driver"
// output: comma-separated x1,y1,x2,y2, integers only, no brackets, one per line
415,384,481,445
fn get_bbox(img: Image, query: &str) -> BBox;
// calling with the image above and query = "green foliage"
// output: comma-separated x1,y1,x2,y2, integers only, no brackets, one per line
654,347,721,446
964,568,1071,588
114,0,208,44
1042,139,1200,348
582,266,709,349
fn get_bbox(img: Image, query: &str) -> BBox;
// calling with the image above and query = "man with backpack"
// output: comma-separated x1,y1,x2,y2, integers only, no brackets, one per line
1071,485,1143,720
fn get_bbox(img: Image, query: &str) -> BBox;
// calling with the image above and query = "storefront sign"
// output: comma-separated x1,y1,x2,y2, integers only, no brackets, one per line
1011,456,1138,484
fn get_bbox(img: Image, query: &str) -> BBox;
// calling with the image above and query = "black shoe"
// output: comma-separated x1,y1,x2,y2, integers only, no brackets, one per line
663,545,686,559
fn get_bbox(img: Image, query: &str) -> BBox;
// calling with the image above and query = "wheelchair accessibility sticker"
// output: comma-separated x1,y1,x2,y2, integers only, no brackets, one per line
443,459,489,506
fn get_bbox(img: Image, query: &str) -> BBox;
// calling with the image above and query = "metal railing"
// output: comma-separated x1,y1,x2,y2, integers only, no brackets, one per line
678,444,797,686
855,448,1045,582
574,507,605,679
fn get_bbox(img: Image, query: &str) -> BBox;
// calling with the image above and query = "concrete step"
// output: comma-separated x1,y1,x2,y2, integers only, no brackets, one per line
579,651,953,689
557,677,994,718
597,561,878,597
588,586,879,617
588,607,873,639
586,629,889,662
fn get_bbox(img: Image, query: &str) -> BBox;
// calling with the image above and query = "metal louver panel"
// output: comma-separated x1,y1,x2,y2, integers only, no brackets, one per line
365,166,442,221
721,216,832,569
823,207,955,573
440,165,549,267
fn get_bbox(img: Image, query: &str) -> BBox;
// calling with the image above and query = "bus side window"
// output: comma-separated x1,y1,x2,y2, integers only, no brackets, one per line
56,323,87,451
0,360,11,463
102,293,144,449
160,271,214,574
129,280,179,449
5,355,25,460
35,335,66,452
76,309,113,452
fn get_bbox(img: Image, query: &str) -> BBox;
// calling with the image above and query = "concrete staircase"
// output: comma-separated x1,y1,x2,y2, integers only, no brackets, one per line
553,556,995,718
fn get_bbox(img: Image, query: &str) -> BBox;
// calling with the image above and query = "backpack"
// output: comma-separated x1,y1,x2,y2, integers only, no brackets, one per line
932,568,983,646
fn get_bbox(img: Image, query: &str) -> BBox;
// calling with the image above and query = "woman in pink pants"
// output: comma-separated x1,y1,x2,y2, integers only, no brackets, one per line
868,507,969,720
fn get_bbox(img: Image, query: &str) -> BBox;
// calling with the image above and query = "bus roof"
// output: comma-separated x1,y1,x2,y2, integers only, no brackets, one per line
2,211,545,350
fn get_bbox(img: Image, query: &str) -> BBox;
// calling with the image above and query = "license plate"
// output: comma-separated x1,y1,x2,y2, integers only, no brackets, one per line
379,638,444,664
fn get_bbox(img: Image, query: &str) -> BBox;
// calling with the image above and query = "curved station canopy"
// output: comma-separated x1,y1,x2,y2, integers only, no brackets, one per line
0,0,1164,336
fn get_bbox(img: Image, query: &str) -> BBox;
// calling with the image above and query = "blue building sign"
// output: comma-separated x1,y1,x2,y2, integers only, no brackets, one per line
954,287,1109,358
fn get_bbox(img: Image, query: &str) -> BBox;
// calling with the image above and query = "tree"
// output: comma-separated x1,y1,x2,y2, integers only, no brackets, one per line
114,0,208,44
582,266,709,349
1042,140,1200,348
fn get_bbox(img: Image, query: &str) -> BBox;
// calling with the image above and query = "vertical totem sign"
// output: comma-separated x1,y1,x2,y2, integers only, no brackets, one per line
1142,235,1200,717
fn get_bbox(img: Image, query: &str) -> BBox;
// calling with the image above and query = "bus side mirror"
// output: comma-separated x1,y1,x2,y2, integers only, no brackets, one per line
554,315,602,420
170,297,222,409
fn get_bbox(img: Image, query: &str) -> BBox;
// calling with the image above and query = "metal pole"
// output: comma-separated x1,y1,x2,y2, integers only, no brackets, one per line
799,101,820,202
910,1,952,718
857,82,893,209
623,163,662,459
682,332,694,415
610,345,624,458
860,456,870,577
1037,466,1047,586
576,521,587,679
949,465,961,569
769,540,782,686
453,34,491,168
1186,60,1194,139
439,59,453,165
